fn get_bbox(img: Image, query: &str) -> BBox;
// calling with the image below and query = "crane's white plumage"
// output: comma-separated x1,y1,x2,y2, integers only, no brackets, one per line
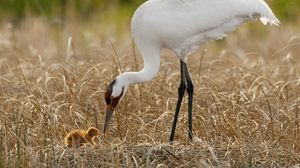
103,0,279,140
110,0,279,97
132,0,279,59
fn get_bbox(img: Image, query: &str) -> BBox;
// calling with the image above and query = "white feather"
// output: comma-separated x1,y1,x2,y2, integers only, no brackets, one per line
131,0,280,58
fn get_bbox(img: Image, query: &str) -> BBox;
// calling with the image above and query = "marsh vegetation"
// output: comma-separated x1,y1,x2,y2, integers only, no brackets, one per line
0,1,300,167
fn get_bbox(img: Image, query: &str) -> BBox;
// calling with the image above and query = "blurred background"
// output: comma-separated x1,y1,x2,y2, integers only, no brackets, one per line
0,0,298,53
0,0,299,26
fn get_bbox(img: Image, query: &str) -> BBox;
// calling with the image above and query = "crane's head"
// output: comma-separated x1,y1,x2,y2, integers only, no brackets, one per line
103,79,127,135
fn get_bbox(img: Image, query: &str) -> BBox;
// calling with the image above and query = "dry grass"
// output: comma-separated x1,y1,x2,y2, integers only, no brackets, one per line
0,18,300,167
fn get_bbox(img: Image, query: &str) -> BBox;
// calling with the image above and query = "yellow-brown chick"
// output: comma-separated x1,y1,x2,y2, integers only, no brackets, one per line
64,127,100,148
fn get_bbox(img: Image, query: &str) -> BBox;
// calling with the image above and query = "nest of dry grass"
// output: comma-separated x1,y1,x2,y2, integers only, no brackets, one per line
0,19,300,167
41,141,298,167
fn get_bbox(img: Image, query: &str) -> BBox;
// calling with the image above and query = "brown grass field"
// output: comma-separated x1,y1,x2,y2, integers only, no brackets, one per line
0,17,300,167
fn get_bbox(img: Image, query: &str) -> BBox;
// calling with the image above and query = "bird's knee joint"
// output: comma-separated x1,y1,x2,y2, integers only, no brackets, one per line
178,83,186,92
187,83,194,92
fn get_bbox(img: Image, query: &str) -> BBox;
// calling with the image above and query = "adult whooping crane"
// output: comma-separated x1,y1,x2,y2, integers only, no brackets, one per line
103,0,280,142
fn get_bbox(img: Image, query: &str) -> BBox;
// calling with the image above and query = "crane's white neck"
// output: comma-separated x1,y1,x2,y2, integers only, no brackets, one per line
111,42,161,97
117,46,160,86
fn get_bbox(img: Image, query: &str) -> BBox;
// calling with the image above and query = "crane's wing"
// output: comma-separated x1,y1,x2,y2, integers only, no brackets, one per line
132,0,280,56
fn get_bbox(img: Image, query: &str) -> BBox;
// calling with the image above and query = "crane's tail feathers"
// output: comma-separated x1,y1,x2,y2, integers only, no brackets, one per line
256,0,280,26
260,16,280,26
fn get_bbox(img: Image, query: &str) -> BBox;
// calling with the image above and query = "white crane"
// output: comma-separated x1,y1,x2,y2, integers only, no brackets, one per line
103,0,280,142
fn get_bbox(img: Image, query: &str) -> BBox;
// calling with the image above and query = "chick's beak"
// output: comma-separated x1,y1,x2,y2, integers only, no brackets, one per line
103,104,113,136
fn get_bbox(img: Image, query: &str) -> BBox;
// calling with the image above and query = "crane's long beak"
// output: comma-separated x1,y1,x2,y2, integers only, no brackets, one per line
103,105,113,136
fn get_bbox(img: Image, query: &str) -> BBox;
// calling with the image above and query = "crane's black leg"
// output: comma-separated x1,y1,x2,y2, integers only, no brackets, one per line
169,60,186,142
183,63,194,141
